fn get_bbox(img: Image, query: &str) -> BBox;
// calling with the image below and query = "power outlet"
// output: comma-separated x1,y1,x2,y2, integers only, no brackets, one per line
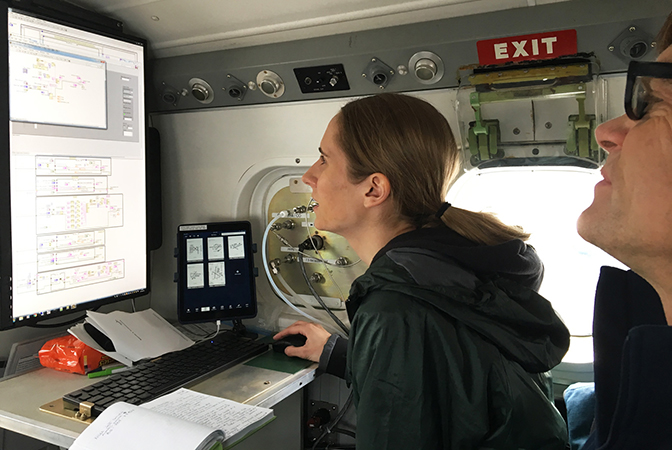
305,399,339,448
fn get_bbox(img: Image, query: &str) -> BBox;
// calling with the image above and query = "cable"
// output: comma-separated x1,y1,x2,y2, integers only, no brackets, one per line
299,253,349,335
199,319,221,342
311,392,355,450
332,428,356,439
262,212,339,326
301,207,350,304
275,271,342,335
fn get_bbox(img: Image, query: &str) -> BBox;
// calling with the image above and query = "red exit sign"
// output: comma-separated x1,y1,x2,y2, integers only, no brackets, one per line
477,29,577,65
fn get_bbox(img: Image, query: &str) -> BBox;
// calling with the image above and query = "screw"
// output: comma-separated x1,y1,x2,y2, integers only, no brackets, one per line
608,45,615,52
545,122,552,129
498,73,503,77
513,128,520,135
264,381,270,385
629,26,636,32
652,42,657,48
372,58,377,62
578,85,584,91
362,73,366,78
295,158,301,164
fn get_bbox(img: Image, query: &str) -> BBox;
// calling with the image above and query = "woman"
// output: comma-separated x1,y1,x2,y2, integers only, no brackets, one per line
275,93,569,449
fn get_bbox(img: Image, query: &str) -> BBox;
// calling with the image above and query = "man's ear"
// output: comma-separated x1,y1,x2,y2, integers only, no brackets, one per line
362,173,391,208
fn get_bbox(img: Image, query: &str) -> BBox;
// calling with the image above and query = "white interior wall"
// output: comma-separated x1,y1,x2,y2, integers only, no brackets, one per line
148,90,458,327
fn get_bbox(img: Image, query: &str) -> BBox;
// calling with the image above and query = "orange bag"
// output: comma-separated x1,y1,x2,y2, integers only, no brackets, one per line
39,335,113,375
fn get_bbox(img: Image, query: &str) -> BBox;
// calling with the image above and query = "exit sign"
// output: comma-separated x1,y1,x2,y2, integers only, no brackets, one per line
477,29,577,65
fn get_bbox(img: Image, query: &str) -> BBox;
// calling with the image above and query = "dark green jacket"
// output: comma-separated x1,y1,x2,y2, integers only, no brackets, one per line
341,228,570,449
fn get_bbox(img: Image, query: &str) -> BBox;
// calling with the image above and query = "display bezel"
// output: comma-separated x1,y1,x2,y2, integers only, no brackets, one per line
0,2,150,330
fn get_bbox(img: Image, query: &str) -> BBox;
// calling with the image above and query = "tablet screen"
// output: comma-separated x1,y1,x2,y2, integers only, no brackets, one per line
176,221,257,324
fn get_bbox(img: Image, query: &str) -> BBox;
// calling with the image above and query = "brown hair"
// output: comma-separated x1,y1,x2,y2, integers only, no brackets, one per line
656,11,672,53
338,93,529,246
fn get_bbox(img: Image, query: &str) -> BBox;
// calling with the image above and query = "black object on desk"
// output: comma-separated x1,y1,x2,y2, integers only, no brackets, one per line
62,330,268,417
272,334,307,353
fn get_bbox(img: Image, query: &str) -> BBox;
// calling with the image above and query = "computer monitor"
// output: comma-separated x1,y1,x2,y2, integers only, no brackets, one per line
176,222,257,325
0,5,149,330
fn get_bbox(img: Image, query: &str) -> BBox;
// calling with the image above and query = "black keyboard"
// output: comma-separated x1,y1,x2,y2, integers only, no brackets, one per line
62,330,268,417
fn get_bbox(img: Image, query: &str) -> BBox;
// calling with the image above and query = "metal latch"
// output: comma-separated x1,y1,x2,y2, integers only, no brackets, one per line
74,401,94,421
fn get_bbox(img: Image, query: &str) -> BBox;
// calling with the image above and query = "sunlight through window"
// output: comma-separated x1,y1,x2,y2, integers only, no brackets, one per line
448,167,627,363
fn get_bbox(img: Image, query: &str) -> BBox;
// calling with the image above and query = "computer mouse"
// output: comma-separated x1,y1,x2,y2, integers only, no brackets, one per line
272,334,307,353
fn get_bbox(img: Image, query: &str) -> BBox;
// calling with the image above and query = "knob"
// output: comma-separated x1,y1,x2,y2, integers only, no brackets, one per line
260,79,279,95
256,70,285,98
191,83,209,101
188,78,214,103
414,58,437,81
408,51,444,85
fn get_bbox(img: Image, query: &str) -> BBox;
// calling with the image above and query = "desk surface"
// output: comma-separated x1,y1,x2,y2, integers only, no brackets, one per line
0,350,317,448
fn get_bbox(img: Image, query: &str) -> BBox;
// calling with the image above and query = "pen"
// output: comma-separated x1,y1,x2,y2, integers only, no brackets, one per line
87,366,132,378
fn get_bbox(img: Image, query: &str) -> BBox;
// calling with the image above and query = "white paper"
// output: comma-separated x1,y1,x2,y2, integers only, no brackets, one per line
68,323,133,367
143,388,274,443
83,309,194,362
69,402,221,450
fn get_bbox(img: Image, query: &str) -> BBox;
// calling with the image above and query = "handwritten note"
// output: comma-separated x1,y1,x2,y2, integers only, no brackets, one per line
69,402,221,450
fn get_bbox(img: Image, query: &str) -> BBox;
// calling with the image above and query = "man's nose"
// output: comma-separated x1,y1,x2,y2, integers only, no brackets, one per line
594,114,636,154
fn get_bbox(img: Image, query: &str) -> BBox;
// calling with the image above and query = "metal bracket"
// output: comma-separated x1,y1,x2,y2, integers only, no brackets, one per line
40,398,95,424
74,401,94,421
468,91,502,163
566,94,599,160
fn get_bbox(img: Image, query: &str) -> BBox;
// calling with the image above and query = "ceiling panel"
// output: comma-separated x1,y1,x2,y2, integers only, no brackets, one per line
65,0,572,58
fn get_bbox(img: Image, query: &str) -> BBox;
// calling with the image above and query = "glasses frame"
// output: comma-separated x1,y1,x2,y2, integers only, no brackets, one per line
625,60,672,121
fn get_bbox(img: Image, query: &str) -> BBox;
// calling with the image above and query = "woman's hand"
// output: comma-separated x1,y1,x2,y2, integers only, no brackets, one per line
273,321,332,362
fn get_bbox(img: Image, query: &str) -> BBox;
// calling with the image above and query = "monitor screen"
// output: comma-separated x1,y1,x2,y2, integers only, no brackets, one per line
0,6,148,329
176,222,257,324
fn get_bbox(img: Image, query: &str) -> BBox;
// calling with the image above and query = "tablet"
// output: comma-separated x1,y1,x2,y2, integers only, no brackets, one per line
176,221,257,324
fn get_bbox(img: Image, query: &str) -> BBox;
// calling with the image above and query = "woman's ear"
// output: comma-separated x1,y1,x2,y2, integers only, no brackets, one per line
362,173,391,208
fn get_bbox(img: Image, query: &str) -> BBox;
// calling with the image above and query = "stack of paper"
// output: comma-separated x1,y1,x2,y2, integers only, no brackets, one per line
69,309,194,366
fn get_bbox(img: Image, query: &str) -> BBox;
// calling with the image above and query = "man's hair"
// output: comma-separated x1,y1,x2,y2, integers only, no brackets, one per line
337,93,529,245
657,11,672,53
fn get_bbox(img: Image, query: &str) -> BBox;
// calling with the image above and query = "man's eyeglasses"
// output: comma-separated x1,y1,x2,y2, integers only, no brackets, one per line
625,60,672,121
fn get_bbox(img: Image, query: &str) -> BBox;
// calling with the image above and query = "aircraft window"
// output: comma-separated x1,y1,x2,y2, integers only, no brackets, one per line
447,167,627,363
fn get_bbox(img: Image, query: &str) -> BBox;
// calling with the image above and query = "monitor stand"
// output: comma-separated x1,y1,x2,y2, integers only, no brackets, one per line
232,319,258,340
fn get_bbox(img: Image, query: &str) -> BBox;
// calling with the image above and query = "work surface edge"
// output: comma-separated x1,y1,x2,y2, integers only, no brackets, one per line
0,352,317,448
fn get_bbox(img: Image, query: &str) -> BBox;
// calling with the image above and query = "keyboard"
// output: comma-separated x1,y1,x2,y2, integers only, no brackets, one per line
62,330,268,417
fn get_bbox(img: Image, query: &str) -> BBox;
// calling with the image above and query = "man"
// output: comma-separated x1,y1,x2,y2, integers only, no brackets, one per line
576,11,672,449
